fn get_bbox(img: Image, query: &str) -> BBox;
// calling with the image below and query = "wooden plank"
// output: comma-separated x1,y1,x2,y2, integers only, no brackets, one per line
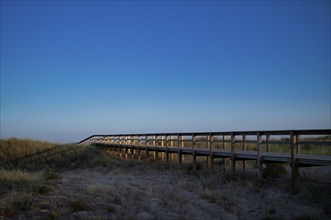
235,150,258,160
297,154,331,166
261,152,291,163
213,149,232,157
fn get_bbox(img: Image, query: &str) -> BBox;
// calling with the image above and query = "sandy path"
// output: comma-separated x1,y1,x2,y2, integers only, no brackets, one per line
28,164,331,220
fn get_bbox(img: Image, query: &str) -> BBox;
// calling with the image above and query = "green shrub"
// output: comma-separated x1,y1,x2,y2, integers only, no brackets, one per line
0,169,42,194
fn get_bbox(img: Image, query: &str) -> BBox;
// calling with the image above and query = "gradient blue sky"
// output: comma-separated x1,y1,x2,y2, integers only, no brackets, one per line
1,1,330,143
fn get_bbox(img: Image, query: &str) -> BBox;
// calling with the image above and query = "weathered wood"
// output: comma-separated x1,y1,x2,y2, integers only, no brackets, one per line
178,149,182,168
257,132,262,178
170,135,174,161
79,129,331,191
231,133,236,173
208,134,213,169
146,135,149,158
291,132,298,193
193,151,197,171
242,134,246,172
161,136,165,160
223,134,227,171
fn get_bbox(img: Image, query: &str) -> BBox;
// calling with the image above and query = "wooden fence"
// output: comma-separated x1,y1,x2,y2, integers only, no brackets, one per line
79,129,331,192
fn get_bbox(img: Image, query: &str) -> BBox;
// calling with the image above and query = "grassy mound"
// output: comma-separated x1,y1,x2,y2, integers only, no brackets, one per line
0,138,121,218
0,138,119,171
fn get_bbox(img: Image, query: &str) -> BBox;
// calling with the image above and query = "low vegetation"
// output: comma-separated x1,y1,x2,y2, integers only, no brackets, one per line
0,138,330,219
0,138,121,219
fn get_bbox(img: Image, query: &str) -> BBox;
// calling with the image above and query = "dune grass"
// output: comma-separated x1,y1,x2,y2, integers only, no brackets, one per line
1,137,330,219
0,138,122,171
0,138,122,218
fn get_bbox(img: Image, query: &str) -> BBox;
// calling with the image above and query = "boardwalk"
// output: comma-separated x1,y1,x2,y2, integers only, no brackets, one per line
79,129,331,192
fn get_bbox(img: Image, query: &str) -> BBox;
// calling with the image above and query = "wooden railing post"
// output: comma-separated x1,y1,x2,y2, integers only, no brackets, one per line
146,135,149,158
125,136,128,160
257,132,263,178
192,134,197,171
208,134,214,170
242,134,246,172
138,135,141,161
170,135,174,161
165,135,169,164
113,136,116,156
266,133,271,170
291,131,298,193
119,136,123,158
131,135,134,158
178,134,181,148
231,133,236,173
223,134,227,171
266,134,270,152
296,134,300,154
154,135,158,160
161,135,165,160
178,134,182,168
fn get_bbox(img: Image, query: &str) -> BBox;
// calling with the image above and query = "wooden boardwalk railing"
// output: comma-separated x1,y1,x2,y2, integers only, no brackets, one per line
79,129,331,192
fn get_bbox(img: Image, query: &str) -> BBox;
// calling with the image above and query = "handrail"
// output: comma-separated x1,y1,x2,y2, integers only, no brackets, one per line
78,129,331,144
78,129,331,145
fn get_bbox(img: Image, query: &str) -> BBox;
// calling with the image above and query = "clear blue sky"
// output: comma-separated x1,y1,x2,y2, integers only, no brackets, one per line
1,1,330,143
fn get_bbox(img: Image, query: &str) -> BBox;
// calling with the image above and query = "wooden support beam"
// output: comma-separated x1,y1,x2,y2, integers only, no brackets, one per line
161,136,165,160
138,136,141,161
296,134,300,154
257,132,263,178
125,147,128,160
291,131,299,193
210,153,214,170
242,134,246,172
119,136,123,158
146,135,149,158
192,134,196,171
170,136,174,161
223,134,227,171
266,133,271,170
138,148,141,161
178,149,182,168
208,134,214,170
177,134,182,166
231,133,236,173
166,149,170,165
165,135,169,164
193,151,197,171
154,135,158,160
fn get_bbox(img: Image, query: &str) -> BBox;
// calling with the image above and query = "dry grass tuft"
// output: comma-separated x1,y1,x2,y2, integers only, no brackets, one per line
68,200,89,212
